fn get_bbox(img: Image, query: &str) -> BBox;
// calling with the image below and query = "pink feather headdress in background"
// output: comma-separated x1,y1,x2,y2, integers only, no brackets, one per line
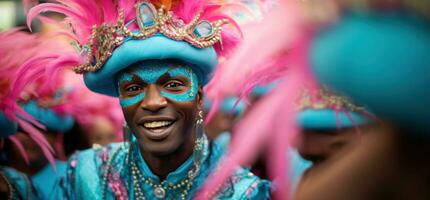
0,29,62,168
5,30,125,159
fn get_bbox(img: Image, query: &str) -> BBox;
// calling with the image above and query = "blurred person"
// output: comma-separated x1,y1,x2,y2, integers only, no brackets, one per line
293,86,380,196
4,60,77,200
27,0,270,199
7,56,125,200
296,0,430,199
295,87,373,168
0,29,64,200
0,26,122,200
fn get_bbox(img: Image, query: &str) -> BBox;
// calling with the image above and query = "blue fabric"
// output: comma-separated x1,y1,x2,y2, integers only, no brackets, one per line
298,109,369,130
31,160,67,200
62,135,270,199
310,11,430,134
0,166,40,200
84,34,218,97
0,112,17,137
204,97,246,115
22,101,75,133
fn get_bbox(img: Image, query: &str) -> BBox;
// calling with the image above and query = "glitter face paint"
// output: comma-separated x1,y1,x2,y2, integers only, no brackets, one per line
117,64,199,108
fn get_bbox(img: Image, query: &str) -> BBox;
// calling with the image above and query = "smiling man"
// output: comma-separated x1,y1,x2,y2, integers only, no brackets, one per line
25,0,270,199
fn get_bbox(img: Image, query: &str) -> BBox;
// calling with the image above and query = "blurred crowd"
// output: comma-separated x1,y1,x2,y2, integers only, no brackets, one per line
1,0,430,199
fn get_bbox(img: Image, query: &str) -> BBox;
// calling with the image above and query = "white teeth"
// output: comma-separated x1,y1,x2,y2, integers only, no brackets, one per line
143,121,173,129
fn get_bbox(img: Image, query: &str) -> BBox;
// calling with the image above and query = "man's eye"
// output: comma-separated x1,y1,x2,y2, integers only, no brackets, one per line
164,81,184,89
125,85,142,92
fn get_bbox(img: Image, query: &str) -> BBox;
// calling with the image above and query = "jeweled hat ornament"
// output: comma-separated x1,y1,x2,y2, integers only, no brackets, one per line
28,0,242,96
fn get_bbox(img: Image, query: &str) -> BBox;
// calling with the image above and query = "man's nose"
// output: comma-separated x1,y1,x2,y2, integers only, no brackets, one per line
140,84,168,112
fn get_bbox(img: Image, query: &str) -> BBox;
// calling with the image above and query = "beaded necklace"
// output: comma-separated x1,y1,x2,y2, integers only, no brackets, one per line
101,135,209,200
130,135,208,199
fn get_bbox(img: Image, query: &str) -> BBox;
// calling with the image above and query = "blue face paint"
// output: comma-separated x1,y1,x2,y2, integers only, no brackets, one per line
117,61,199,108
119,92,146,107
161,67,199,102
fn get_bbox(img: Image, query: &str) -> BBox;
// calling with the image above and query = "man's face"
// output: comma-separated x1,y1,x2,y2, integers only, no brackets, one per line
117,60,202,156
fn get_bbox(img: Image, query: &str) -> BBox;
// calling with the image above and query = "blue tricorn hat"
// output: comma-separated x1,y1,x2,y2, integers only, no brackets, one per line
84,34,218,97
311,11,430,134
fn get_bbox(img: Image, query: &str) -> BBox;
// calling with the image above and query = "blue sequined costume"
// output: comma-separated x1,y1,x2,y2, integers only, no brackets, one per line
62,135,270,200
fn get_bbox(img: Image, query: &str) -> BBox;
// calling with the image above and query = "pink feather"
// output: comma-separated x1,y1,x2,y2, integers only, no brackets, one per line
17,119,57,172
27,3,85,32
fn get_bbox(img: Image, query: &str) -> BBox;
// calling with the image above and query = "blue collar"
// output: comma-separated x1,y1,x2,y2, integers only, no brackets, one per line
130,134,210,184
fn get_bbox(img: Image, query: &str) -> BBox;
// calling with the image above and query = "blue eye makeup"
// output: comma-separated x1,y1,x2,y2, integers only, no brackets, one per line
161,67,198,102
117,63,198,107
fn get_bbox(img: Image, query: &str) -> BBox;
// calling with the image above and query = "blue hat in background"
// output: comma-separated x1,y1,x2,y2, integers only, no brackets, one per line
84,34,218,97
296,87,370,130
23,101,75,133
204,97,246,115
0,112,18,137
310,11,430,134
298,109,369,130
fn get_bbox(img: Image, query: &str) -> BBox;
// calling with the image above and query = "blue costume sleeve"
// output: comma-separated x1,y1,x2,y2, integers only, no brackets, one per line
62,148,103,200
62,144,124,200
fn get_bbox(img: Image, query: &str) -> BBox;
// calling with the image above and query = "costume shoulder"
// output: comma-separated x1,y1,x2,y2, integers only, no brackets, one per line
215,167,271,200
62,142,126,200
